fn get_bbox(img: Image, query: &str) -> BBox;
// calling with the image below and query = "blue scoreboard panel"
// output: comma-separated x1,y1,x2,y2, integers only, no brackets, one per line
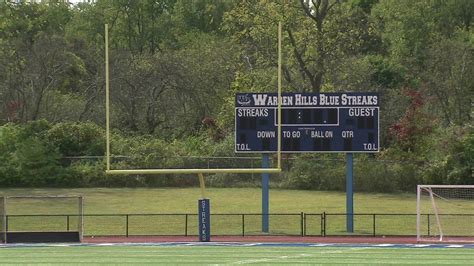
235,92,379,153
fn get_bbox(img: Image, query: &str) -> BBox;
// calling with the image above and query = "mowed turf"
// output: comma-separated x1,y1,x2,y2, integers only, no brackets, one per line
0,245,473,265
0,187,423,214
1,187,472,236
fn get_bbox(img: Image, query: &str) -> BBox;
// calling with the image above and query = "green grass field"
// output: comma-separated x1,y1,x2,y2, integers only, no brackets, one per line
1,188,473,265
0,187,422,214
1,188,472,236
1,245,473,265
0,187,421,236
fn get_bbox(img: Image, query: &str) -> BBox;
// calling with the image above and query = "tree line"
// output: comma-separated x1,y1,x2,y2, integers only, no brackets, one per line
0,0,472,190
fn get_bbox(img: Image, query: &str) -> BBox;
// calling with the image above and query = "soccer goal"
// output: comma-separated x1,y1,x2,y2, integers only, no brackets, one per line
416,185,474,242
0,195,84,243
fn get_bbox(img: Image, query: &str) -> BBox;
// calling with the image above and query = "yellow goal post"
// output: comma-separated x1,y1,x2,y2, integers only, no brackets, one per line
104,23,283,176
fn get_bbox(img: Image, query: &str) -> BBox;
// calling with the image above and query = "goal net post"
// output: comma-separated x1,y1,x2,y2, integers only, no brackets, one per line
416,185,474,242
3,195,84,243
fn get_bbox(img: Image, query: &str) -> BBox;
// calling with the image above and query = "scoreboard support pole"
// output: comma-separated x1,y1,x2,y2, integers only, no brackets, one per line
262,154,270,233
346,153,354,233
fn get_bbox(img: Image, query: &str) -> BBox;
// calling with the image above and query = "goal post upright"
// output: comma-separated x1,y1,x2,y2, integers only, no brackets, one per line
105,24,111,171
276,21,282,170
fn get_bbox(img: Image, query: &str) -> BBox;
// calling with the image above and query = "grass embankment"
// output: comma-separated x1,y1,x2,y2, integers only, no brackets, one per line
0,187,418,214
0,188,471,236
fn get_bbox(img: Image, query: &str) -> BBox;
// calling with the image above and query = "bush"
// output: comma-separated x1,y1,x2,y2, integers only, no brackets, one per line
284,155,345,190
66,161,106,187
0,121,68,187
10,137,65,187
0,119,469,190
0,123,24,186
355,158,398,193
422,126,473,185
0,121,105,187
46,122,105,156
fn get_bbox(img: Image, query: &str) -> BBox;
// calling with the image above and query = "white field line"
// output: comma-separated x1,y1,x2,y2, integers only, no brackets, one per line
226,247,365,265
446,245,464,248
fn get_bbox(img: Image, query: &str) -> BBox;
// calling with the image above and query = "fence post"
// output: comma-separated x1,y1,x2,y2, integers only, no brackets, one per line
67,215,70,231
323,212,326,237
300,212,304,237
242,214,245,237
320,213,323,236
126,215,129,237
185,214,188,236
373,214,376,236
427,214,430,236
303,213,307,236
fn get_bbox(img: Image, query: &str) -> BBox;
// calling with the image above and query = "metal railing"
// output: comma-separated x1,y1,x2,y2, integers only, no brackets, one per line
3,213,473,238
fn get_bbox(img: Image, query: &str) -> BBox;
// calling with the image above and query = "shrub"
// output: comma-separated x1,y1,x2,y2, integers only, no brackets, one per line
46,122,105,156
284,155,345,190
354,158,398,193
10,137,65,187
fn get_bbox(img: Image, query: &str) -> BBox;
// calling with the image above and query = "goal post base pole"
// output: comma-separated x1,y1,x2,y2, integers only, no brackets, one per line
198,198,210,242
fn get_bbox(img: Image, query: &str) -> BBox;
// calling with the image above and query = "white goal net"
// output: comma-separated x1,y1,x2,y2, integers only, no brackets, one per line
417,185,474,242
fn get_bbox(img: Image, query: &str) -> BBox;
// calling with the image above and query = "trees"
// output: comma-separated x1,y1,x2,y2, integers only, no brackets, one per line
0,121,64,186
0,2,89,123
372,0,472,126
224,0,378,92
0,0,470,189
371,0,472,186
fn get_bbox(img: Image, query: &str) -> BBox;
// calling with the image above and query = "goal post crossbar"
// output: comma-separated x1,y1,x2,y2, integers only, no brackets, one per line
106,168,282,175
104,23,283,175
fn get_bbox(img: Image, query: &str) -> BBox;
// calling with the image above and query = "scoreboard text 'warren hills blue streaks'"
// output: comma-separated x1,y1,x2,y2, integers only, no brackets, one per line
235,92,379,153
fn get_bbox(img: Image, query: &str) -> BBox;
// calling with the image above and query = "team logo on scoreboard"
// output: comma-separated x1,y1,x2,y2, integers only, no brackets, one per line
237,94,252,106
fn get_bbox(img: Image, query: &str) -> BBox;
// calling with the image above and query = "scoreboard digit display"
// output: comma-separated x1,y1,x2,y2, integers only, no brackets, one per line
235,92,379,153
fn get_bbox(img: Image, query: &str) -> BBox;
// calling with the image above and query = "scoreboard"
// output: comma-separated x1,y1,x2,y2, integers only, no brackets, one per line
235,92,379,153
